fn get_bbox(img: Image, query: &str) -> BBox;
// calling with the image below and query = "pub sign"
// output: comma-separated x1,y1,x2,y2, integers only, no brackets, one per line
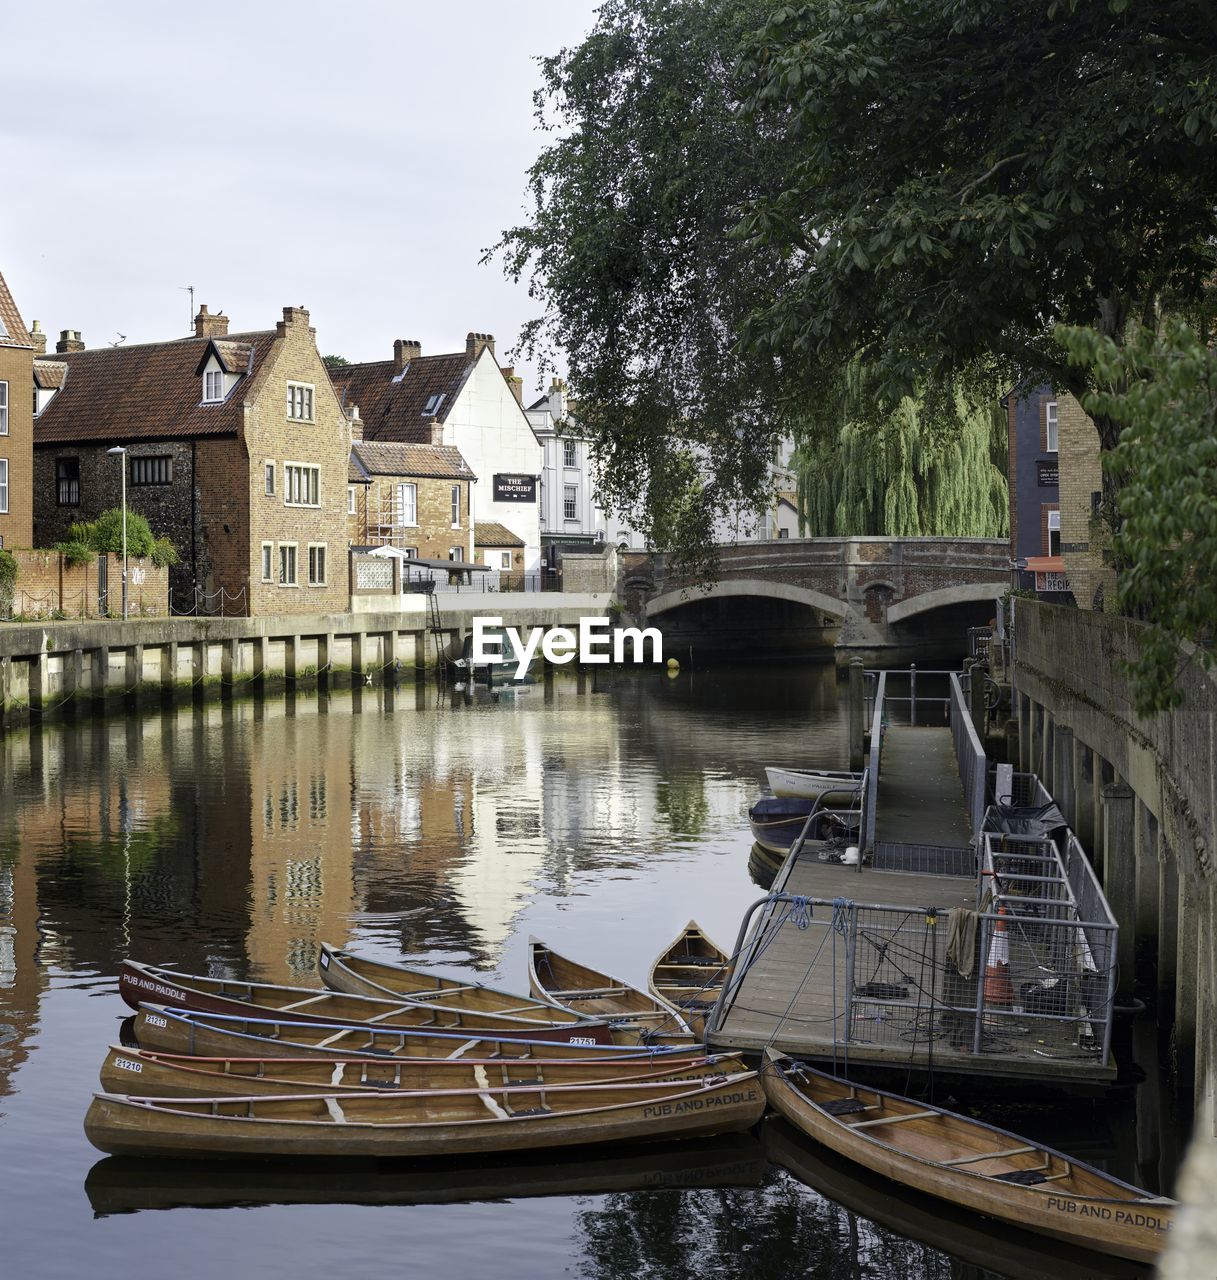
494,474,538,502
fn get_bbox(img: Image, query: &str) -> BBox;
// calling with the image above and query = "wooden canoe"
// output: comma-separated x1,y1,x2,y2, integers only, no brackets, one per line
647,921,729,1041
761,1051,1175,1264
84,1071,766,1158
528,938,696,1047
318,943,586,1029
119,960,612,1045
131,1005,678,1063
99,1043,750,1098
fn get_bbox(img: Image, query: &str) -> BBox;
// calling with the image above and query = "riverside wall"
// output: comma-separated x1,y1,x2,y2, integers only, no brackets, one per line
1012,601,1216,1121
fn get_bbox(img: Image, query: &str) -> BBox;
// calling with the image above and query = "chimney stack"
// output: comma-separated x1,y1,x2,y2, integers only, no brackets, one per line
56,329,85,354
194,304,230,339
393,338,421,372
425,417,445,445
346,403,363,442
549,376,567,421
29,320,47,356
277,305,311,335
501,365,524,406
466,331,495,360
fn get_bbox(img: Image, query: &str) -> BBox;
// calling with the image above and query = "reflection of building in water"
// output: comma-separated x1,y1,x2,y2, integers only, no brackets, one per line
0,846,42,1101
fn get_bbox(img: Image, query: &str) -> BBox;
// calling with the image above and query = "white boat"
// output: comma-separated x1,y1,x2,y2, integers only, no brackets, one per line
764,767,864,803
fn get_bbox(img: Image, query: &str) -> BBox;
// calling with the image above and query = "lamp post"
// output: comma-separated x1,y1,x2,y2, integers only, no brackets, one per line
106,446,128,618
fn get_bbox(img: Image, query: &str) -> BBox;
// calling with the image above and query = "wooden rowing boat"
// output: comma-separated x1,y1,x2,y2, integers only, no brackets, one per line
647,921,729,1040
747,797,860,857
85,1132,767,1215
318,943,580,1029
119,960,612,1044
131,1004,674,1062
527,938,696,1047
764,766,863,803
761,1051,1174,1264
84,1071,766,1159
762,1117,1150,1280
99,1043,749,1098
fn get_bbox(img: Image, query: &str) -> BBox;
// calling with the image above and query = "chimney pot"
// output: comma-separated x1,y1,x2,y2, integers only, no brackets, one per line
393,338,422,372
194,305,230,339
56,329,85,354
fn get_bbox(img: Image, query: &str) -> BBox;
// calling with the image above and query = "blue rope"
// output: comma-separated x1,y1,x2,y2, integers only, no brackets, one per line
790,896,812,930
832,897,851,936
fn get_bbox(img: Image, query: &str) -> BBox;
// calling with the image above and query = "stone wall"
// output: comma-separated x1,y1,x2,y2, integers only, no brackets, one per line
6,549,169,618
559,545,617,595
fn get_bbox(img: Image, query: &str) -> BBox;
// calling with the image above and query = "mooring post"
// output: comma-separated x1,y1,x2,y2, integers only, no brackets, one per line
909,662,917,726
847,659,865,770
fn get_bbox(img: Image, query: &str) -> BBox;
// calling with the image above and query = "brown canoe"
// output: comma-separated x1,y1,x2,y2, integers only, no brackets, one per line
132,1004,679,1062
319,943,582,1029
761,1050,1174,1265
84,1071,766,1159
647,921,729,1040
119,960,614,1045
528,938,696,1047
99,1043,750,1098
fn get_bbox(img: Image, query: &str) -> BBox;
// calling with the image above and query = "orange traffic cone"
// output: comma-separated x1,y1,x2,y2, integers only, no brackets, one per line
983,904,1015,1007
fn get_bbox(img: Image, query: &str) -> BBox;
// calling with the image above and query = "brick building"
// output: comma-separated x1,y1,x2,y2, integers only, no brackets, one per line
347,439,474,561
1003,382,1065,598
0,270,36,550
33,305,352,615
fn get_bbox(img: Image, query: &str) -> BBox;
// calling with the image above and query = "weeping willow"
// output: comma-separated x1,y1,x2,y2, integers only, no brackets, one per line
793,372,1009,538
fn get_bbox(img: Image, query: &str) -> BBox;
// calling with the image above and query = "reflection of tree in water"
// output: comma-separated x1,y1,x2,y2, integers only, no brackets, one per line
574,1173,973,1280
655,772,710,839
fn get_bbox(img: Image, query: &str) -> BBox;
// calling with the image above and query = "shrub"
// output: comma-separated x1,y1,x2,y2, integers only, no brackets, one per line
65,508,179,566
0,548,17,618
56,539,94,567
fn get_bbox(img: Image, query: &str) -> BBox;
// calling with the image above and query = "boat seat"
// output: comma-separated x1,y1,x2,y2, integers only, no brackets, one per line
993,1169,1048,1185
850,1109,939,1129
508,1106,553,1117
821,1098,872,1117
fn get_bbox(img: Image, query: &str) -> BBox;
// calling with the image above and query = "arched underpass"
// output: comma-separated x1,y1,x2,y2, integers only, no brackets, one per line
646,585,842,659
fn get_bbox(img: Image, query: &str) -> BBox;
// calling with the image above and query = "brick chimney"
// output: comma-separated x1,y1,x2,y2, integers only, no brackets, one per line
501,365,524,406
394,338,421,372
56,329,85,353
425,417,445,445
194,304,230,338
29,320,47,356
347,404,363,442
277,305,311,335
466,332,495,360
549,376,567,421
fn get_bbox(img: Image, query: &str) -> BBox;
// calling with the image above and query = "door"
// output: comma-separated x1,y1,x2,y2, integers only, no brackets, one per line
97,555,108,616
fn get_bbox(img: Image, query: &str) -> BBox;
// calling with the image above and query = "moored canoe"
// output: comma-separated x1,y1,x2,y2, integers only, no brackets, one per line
647,921,729,1041
764,767,863,803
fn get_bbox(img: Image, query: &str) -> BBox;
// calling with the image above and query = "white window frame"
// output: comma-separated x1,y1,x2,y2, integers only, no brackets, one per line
284,462,320,507
396,482,418,527
264,461,276,497
0,381,8,435
402,546,418,558
307,543,327,586
450,484,461,528
1048,509,1061,556
1046,401,1059,453
563,484,578,521
278,542,299,587
501,551,511,570
260,542,273,583
0,458,8,514
286,382,315,422
449,546,463,562
422,393,445,417
563,438,576,468
203,369,225,402
347,485,357,516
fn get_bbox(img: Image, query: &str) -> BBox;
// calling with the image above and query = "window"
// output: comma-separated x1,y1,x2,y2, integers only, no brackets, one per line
286,382,315,422
422,393,445,417
260,543,273,582
563,484,578,521
450,485,461,527
284,464,320,506
402,547,418,558
56,457,80,506
0,459,7,514
449,546,463,561
501,551,511,569
1048,510,1061,556
264,462,276,496
203,369,225,402
307,544,327,586
0,381,7,435
1091,490,1103,517
563,438,576,468
130,455,172,486
396,482,417,525
278,543,298,586
347,485,357,515
1045,400,1058,453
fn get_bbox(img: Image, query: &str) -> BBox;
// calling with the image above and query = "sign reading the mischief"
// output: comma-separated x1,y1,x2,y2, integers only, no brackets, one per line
494,474,537,503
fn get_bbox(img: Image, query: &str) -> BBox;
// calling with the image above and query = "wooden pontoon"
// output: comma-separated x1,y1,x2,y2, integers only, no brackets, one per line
527,939,696,1047
131,1005,671,1062
317,945,587,1029
761,1051,1174,1265
84,1072,766,1159
647,922,729,1041
99,1044,748,1099
119,960,609,1044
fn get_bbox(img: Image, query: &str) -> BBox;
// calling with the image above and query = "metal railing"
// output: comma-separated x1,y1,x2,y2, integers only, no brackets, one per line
949,672,987,836
863,670,885,856
868,665,954,726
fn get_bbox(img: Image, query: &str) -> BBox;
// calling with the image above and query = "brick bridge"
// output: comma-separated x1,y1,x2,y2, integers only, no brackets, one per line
622,537,1011,658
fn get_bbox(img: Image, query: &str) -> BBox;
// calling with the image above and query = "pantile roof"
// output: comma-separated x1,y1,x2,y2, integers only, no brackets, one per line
330,352,473,444
351,440,474,481
33,359,67,390
0,270,33,349
474,521,525,547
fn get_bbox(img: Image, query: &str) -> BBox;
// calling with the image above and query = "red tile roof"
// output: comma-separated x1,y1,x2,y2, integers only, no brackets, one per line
33,359,66,389
33,330,277,445
330,352,473,444
351,440,474,481
0,270,33,349
474,521,525,547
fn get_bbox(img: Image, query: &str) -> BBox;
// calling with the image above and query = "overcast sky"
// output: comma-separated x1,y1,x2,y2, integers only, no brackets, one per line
0,1,600,398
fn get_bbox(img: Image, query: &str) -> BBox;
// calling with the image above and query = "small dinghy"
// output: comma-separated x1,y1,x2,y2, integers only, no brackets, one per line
132,1005,663,1062
99,1044,747,1099
84,1071,766,1159
762,1051,1174,1265
528,939,696,1047
764,767,863,803
119,960,609,1044
647,922,730,1040
747,798,859,858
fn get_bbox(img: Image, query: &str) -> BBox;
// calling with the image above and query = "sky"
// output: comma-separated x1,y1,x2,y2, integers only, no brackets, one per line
0,1,601,399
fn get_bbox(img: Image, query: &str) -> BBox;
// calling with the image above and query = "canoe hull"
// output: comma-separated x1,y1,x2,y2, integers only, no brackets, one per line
764,768,863,803
647,922,729,1042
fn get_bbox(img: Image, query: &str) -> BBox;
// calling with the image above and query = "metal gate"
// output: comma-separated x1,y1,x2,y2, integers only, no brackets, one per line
97,555,108,615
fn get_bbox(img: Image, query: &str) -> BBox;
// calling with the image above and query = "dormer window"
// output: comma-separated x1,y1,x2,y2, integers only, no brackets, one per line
204,369,225,402
422,393,445,416
287,382,315,422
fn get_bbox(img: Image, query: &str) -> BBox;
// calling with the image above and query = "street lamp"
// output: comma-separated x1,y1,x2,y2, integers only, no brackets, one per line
106,446,128,619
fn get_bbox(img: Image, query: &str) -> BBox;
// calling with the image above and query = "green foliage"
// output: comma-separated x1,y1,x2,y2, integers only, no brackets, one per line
65,509,180,568
56,539,94,567
322,354,350,370
1057,320,1217,715
0,548,17,618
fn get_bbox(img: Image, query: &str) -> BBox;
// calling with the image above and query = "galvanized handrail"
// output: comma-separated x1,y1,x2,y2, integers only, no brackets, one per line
863,670,886,856
949,672,987,836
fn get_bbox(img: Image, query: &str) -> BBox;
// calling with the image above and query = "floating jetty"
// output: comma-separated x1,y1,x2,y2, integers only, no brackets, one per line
710,667,1118,1089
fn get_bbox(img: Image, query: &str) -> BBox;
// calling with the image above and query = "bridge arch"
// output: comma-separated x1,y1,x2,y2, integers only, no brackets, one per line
645,576,849,621
886,582,1005,624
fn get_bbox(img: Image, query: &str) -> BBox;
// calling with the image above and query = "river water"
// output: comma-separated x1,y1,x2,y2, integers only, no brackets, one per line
0,664,1174,1279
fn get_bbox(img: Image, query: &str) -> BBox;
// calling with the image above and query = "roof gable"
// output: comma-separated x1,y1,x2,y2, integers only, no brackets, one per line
0,270,33,349
331,352,473,444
